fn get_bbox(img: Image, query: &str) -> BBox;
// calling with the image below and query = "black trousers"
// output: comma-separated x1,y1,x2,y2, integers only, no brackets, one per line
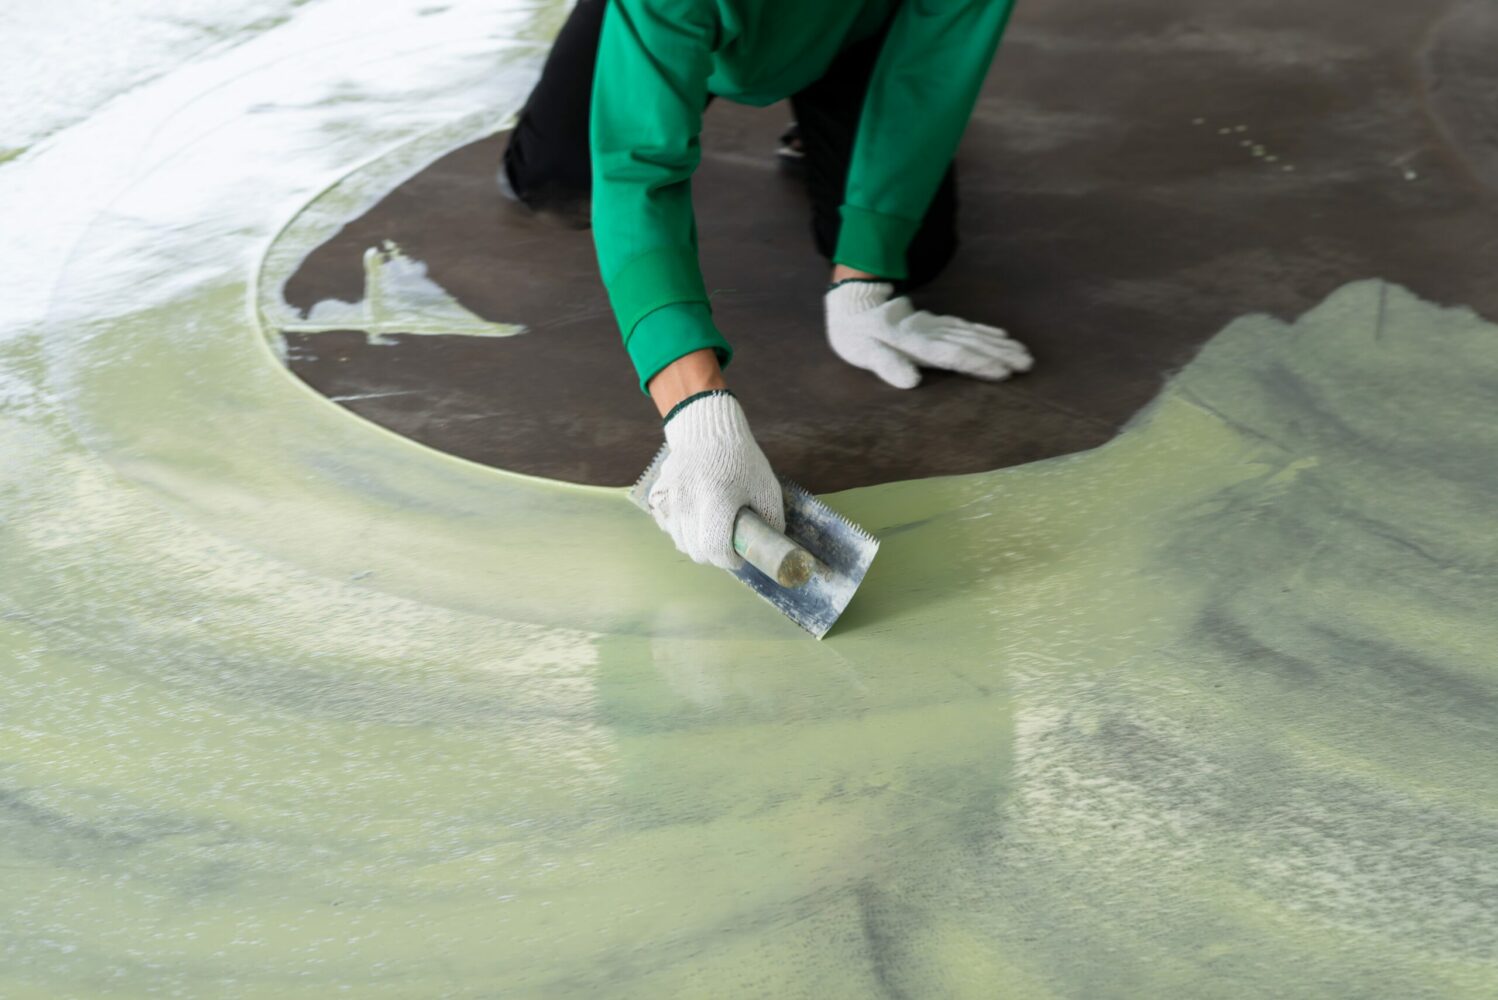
502,0,960,288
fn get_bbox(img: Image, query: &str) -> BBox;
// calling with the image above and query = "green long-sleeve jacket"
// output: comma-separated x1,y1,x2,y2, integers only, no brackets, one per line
589,0,1016,392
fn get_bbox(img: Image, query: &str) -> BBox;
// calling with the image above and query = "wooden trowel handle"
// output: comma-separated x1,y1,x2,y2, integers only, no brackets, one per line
732,509,820,588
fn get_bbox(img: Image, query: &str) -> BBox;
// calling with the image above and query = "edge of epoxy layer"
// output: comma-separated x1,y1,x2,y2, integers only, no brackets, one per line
249,106,627,500
31,0,776,641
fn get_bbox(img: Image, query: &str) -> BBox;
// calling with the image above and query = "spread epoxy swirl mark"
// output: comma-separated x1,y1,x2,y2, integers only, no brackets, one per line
2,0,1497,997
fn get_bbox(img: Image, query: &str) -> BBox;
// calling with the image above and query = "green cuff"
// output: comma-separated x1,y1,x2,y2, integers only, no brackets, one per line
606,246,711,336
625,302,733,395
832,204,922,280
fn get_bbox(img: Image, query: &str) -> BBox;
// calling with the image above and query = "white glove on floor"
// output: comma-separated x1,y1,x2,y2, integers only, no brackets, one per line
825,280,1033,389
648,390,785,570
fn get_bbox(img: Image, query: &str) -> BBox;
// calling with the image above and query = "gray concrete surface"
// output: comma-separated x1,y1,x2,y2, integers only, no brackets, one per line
280,0,1498,492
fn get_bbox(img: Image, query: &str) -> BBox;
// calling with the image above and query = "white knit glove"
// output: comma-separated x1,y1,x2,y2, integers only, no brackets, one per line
824,280,1033,389
647,390,785,570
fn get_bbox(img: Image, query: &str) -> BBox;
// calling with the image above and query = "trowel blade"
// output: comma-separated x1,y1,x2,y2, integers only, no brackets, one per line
629,446,879,638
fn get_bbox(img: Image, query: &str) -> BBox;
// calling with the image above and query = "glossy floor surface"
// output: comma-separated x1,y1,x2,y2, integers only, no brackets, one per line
2,1,1497,997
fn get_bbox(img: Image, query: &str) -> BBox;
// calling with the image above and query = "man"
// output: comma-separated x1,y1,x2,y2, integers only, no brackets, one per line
502,0,1032,571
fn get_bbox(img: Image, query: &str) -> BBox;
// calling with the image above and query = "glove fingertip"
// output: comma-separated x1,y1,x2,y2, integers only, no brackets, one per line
694,507,741,572
987,356,1024,378
878,362,922,389
704,536,743,571
752,494,787,535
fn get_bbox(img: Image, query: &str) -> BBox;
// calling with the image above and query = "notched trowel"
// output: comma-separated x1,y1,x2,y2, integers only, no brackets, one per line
630,446,880,638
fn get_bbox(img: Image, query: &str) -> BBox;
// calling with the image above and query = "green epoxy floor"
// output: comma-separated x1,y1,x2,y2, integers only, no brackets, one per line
3,1,1498,997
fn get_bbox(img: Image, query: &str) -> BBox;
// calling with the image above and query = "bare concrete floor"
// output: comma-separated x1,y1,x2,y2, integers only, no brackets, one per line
280,0,1498,492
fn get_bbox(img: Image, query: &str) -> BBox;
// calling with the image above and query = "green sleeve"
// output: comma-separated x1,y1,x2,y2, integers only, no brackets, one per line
590,0,729,393
834,0,1018,279
626,302,732,394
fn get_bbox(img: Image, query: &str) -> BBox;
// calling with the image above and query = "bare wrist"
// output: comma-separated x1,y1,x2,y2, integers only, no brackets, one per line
647,348,728,418
831,264,884,283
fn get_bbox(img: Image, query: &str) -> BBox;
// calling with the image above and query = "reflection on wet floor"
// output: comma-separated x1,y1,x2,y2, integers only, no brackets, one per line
271,240,523,345
2,0,1497,996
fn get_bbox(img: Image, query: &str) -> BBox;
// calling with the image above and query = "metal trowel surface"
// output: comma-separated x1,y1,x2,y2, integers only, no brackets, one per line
629,445,880,638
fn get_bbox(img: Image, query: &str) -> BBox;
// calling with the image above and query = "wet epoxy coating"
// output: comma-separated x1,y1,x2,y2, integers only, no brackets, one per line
3,1,1497,996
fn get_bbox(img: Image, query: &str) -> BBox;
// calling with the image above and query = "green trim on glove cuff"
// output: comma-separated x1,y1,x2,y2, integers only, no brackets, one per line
662,388,735,427
825,277,892,293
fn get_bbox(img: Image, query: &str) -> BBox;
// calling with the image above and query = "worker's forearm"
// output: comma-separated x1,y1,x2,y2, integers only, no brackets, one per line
647,348,728,418
647,268,884,416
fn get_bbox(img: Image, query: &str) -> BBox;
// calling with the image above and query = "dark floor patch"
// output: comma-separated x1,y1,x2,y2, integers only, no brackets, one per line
279,0,1498,492
1420,0,1498,198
